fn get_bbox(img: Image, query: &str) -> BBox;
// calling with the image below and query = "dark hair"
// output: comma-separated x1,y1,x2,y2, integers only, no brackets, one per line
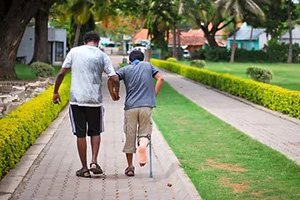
83,31,100,44
129,50,144,62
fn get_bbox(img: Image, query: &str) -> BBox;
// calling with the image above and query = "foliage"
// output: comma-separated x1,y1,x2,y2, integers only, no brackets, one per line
0,74,71,179
190,60,206,68
166,57,178,63
30,62,55,77
184,0,234,48
151,59,300,119
246,67,273,83
192,44,300,63
266,39,300,63
119,63,128,68
154,82,300,200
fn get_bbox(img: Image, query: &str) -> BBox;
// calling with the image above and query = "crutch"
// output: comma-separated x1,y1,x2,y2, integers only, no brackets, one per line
149,138,153,178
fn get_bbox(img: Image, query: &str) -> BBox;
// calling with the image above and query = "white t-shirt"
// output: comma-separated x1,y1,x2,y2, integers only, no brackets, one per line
62,45,116,107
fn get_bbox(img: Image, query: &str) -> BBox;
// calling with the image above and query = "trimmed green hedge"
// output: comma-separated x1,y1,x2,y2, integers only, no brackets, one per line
0,74,71,179
150,59,300,119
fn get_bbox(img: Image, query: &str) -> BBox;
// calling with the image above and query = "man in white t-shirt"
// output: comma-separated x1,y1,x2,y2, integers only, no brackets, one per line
53,31,120,178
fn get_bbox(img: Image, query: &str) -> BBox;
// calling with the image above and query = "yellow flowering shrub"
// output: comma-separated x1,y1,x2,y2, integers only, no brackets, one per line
0,74,71,179
151,59,300,119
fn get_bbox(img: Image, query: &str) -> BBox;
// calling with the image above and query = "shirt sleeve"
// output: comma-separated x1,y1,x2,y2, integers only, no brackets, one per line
62,50,72,68
103,54,116,77
151,64,159,77
116,67,125,80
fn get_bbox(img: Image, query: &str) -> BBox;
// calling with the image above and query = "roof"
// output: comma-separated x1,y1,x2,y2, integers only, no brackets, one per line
228,28,265,41
131,29,150,43
169,29,205,46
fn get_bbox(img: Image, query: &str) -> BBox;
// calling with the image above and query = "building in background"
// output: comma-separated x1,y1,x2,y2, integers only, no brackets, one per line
280,25,300,45
17,26,67,65
226,23,269,51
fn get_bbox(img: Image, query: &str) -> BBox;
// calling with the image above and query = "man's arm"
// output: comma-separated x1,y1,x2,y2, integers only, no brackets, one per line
107,75,120,101
53,68,69,104
154,73,164,96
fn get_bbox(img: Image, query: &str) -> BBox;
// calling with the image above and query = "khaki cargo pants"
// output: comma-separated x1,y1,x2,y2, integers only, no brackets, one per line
123,107,153,153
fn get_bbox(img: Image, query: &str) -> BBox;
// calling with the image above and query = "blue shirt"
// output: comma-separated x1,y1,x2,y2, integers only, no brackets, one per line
116,61,159,110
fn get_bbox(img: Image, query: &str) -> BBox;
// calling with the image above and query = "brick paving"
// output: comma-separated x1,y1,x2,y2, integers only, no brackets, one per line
7,58,201,200
160,69,300,165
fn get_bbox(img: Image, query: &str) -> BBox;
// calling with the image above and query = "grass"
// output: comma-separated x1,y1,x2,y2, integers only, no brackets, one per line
153,82,300,200
180,61,300,91
15,64,61,80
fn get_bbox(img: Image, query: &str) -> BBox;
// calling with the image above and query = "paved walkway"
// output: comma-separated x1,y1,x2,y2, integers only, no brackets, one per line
0,60,200,200
160,69,300,165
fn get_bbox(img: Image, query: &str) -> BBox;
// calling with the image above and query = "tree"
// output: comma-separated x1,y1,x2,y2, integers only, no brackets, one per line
144,0,176,58
31,2,56,64
69,0,93,47
184,0,234,48
287,0,293,63
0,0,56,79
216,0,266,62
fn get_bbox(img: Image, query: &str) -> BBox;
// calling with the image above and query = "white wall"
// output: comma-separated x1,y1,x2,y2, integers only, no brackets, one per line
17,26,67,65
17,27,34,64
259,32,270,50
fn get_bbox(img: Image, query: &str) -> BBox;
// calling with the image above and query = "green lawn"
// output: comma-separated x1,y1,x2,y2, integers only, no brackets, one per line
153,82,300,200
15,64,61,80
180,61,300,91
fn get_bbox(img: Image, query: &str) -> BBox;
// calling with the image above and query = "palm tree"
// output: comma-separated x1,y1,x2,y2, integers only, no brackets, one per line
216,0,266,62
69,0,93,47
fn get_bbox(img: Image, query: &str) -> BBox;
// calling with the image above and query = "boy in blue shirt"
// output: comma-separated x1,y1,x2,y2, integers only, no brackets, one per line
114,50,164,176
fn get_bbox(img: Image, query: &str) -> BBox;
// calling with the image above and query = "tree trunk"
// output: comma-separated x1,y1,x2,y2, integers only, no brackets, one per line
30,7,50,64
230,23,237,63
177,27,181,60
287,0,293,64
200,25,219,48
250,27,253,41
0,0,55,79
172,23,177,59
73,23,82,47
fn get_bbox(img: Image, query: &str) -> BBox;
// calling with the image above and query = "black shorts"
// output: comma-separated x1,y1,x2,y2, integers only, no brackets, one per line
69,105,104,138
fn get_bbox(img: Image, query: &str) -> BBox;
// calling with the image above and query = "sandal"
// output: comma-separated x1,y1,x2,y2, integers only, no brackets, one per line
90,163,103,174
76,168,91,178
125,167,135,177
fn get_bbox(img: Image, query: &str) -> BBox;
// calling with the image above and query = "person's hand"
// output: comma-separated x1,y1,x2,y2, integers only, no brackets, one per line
53,93,61,104
112,89,120,101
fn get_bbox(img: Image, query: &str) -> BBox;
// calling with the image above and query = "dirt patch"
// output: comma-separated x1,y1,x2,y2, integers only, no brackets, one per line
207,159,247,172
218,177,249,193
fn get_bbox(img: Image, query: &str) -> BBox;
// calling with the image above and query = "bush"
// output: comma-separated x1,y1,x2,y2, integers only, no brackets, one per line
266,40,300,63
151,59,300,120
190,60,206,68
0,74,71,179
119,63,128,68
31,62,55,77
166,57,178,63
246,67,273,83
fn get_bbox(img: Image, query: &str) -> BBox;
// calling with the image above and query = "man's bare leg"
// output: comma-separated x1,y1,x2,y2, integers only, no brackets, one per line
91,135,101,164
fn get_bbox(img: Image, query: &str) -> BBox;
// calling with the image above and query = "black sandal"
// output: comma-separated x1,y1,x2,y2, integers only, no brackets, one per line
90,163,103,174
76,168,91,178
125,167,135,177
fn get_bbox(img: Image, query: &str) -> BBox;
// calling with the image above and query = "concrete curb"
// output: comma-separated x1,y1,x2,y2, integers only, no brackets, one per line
0,105,69,200
152,123,202,200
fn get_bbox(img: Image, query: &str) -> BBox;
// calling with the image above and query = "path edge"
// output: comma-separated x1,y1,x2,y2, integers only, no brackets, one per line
152,123,202,200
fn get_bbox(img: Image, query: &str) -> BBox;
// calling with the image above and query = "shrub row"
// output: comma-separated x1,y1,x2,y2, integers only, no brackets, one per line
150,59,300,119
0,74,71,179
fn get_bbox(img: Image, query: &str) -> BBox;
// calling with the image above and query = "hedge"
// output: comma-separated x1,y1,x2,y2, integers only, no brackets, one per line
0,74,71,179
150,59,300,120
